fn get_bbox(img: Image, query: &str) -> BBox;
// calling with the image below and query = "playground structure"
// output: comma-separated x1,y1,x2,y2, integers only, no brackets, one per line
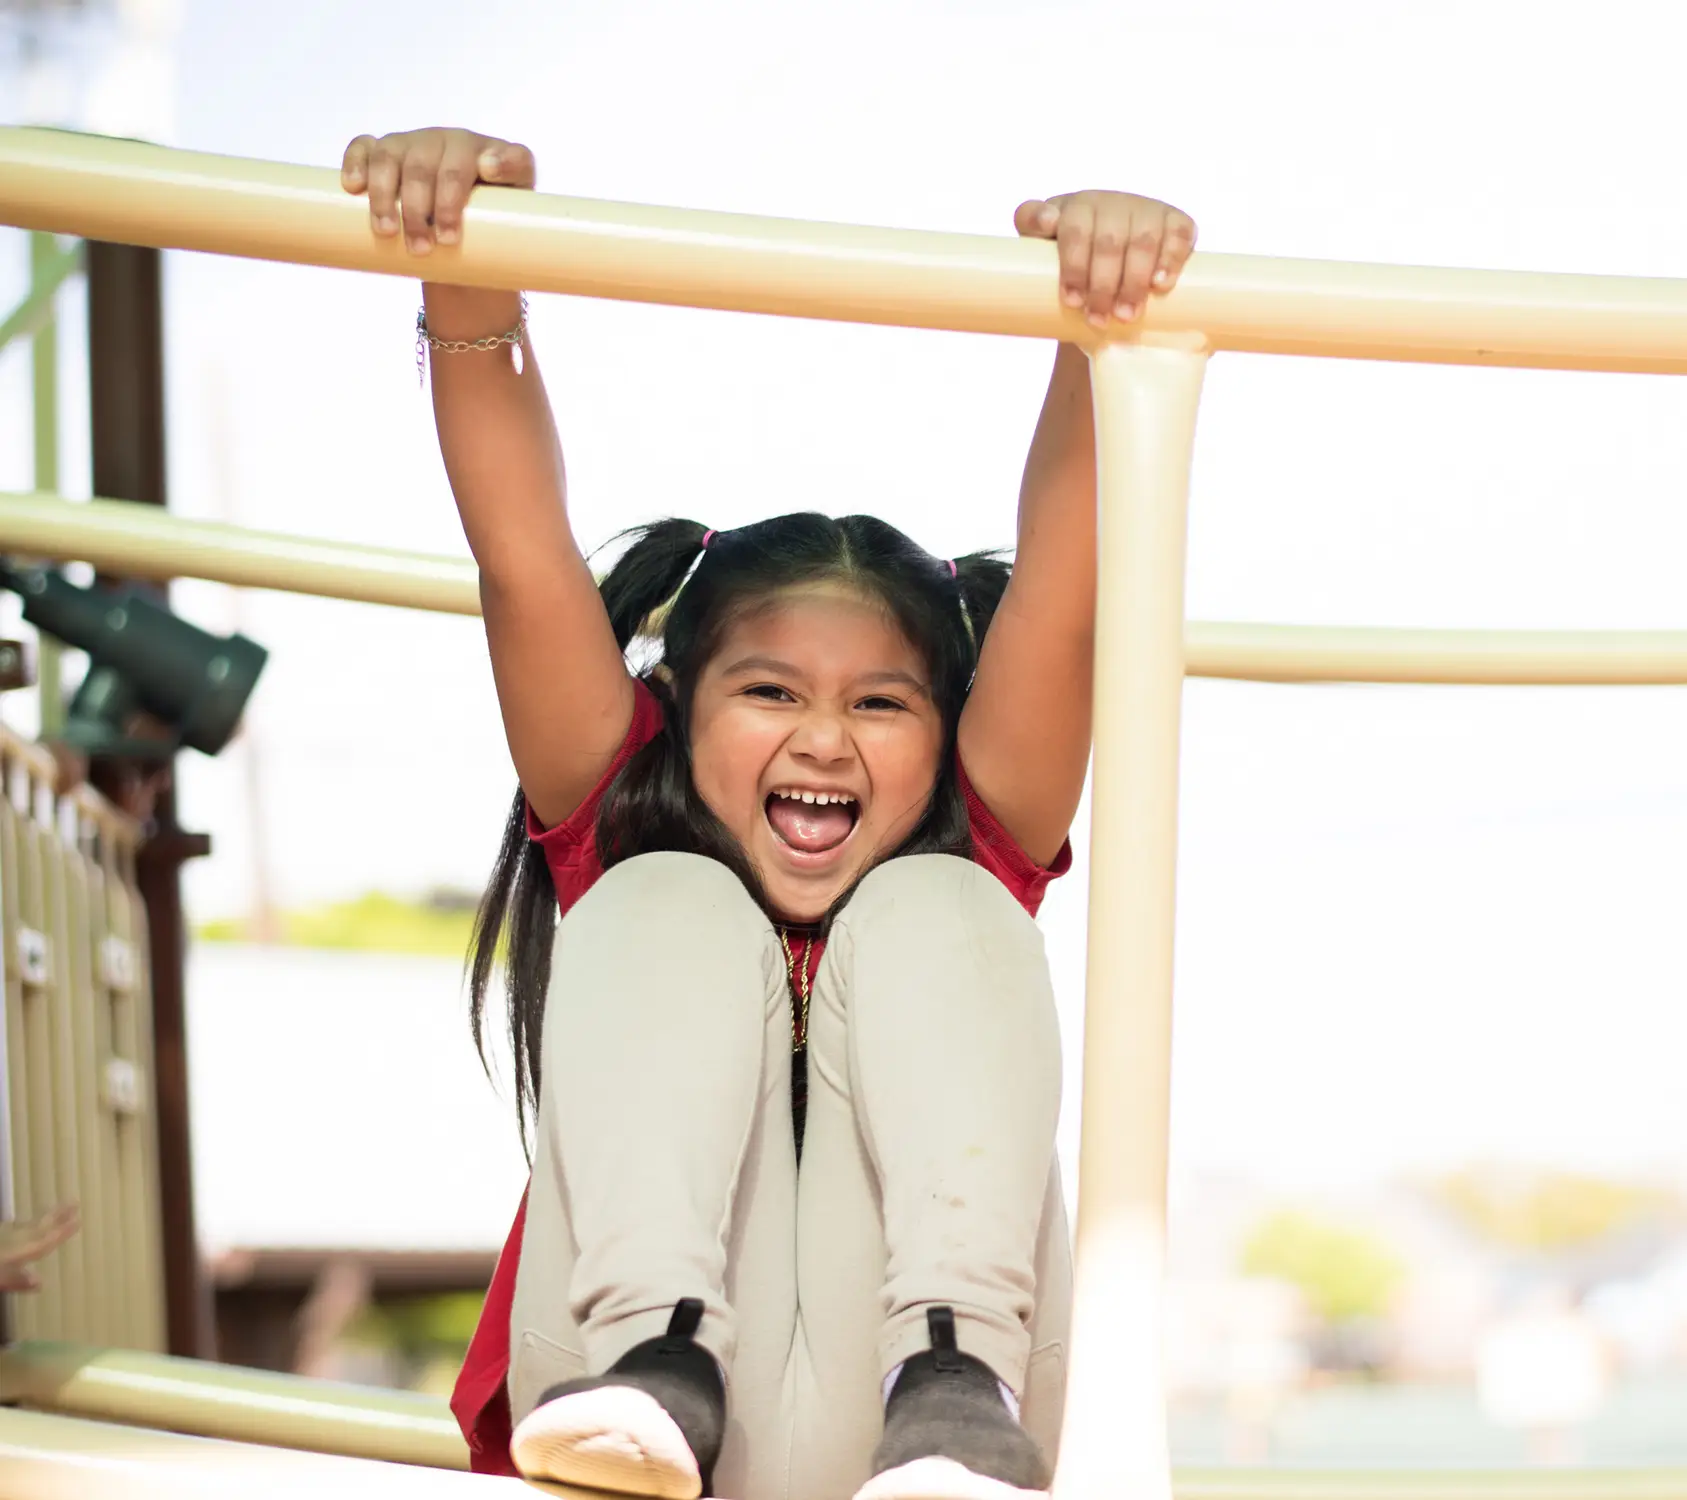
3,124,1687,1498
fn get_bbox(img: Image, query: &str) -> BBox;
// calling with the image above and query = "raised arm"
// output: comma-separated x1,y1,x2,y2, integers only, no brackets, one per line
958,192,1196,865
343,130,632,827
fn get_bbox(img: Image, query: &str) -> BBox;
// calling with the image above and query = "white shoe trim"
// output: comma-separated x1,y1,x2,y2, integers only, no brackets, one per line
509,1384,702,1500
853,1456,1047,1500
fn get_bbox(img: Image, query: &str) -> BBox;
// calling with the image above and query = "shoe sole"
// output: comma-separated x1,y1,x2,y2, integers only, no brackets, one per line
854,1457,1048,1500
510,1385,703,1499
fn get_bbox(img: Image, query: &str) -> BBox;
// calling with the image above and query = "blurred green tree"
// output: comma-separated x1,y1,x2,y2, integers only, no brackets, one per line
1241,1209,1404,1325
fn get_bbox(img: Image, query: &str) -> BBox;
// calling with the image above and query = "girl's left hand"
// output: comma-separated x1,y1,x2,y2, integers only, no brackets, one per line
1015,191,1197,329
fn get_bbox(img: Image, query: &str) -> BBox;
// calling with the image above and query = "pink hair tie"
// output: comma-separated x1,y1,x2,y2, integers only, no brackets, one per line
701,530,717,550
946,559,958,578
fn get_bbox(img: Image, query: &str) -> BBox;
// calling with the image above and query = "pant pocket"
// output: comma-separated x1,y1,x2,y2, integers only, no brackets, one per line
510,1328,589,1424
1020,1338,1067,1465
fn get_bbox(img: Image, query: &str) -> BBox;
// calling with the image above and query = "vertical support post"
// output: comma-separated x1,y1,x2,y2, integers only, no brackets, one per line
1054,334,1208,1500
29,233,63,738
85,240,212,1358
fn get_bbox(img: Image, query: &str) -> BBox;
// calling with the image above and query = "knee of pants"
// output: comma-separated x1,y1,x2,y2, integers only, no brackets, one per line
841,853,1041,949
566,850,765,932
550,852,773,991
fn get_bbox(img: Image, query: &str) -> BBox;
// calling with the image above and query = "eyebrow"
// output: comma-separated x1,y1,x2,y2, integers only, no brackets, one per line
719,655,809,680
856,670,930,694
718,657,930,694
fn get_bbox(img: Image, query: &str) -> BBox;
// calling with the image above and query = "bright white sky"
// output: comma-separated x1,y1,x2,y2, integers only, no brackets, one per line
4,0,1687,1198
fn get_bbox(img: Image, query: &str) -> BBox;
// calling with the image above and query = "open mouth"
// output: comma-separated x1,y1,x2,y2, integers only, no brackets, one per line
764,787,861,856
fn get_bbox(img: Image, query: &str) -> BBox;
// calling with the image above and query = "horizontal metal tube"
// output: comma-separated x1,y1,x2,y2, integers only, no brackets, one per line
0,1341,469,1471
0,492,480,616
5,128,1687,372
1174,1472,1687,1500
1182,619,1687,685
7,493,1687,685
4,1404,1685,1500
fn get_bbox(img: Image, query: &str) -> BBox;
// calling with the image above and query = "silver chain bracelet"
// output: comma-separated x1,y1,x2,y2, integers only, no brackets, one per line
415,295,529,386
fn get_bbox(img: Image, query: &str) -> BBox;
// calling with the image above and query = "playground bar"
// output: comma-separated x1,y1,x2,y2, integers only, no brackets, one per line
9,493,1687,686
0,1406,515,1500
0,493,482,617
5,1403,1687,1500
0,1341,470,1470
6,127,1687,372
1055,336,1209,1500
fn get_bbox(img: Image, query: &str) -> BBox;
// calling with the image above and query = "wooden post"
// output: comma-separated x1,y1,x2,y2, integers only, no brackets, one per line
85,240,214,1359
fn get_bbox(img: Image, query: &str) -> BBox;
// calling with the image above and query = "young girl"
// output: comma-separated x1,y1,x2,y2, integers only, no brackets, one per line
342,128,1195,1500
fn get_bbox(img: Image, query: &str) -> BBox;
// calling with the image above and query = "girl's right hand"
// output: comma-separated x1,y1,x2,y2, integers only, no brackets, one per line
0,1203,79,1292
341,129,536,258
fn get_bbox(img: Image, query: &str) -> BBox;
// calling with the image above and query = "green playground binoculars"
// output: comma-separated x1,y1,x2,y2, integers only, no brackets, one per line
0,559,267,760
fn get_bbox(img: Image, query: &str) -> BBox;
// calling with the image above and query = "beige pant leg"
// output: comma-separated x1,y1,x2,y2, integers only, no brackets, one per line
508,853,800,1500
792,855,1072,1500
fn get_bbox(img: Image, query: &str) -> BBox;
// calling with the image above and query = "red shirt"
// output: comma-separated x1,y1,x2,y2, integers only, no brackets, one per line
451,680,1071,1474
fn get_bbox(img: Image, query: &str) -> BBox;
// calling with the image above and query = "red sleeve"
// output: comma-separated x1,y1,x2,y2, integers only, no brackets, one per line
525,681,665,905
957,757,1072,918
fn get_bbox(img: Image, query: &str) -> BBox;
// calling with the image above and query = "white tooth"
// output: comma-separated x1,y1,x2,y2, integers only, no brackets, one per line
801,792,816,804
820,794,834,805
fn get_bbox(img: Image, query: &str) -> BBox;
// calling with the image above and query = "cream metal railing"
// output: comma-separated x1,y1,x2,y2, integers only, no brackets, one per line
0,1406,520,1500
5,124,1687,1499
10,491,1687,687
9,1401,1687,1500
0,1341,470,1470
7,128,1687,372
0,493,482,618
0,729,167,1357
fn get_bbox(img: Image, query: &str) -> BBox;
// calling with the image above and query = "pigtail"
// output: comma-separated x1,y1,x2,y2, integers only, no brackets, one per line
951,549,1014,667
469,517,709,1156
592,519,766,893
468,791,555,1154
599,519,712,650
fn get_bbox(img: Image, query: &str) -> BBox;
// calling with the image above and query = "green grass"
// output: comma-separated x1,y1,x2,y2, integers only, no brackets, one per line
195,892,479,958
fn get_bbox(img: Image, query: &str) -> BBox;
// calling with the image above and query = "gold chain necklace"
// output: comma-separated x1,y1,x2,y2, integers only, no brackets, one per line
778,928,813,1054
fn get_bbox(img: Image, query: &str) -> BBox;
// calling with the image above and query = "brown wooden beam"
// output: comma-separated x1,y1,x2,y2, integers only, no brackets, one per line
85,240,214,1359
208,1248,497,1378
209,1248,499,1295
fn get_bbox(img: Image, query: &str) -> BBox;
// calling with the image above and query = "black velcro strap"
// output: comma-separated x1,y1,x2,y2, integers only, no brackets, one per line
663,1297,705,1349
927,1306,964,1373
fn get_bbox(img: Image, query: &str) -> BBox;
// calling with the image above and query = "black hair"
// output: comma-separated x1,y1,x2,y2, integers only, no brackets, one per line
468,512,1012,1148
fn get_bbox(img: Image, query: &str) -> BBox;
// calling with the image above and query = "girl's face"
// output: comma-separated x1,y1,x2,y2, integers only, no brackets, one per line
687,584,947,923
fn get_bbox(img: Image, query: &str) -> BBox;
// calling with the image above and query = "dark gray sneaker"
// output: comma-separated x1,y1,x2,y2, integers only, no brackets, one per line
860,1307,1050,1500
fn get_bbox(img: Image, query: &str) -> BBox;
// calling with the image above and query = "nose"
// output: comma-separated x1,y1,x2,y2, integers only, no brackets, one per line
789,704,852,766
